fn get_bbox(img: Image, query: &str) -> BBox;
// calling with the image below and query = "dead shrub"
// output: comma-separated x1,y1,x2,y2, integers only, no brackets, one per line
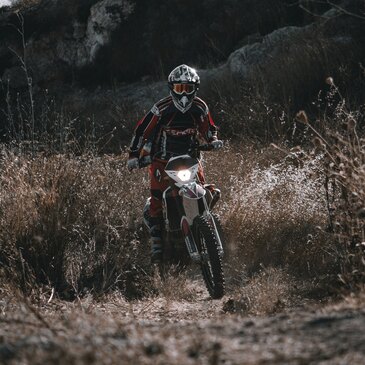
204,146,337,279
152,266,198,302
295,83,365,287
0,149,152,298
0,138,342,300
201,22,365,143
230,267,297,315
200,70,291,143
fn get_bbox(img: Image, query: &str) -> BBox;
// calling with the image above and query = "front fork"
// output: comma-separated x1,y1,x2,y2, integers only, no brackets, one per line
160,184,223,262
180,193,223,262
180,215,201,262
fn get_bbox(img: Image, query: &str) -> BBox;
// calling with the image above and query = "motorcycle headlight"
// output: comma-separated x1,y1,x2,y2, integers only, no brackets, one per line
177,169,192,182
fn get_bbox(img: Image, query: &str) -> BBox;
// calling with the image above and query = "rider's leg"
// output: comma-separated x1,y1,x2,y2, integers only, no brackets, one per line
197,165,206,184
149,161,169,262
143,197,163,263
149,192,163,260
197,165,221,208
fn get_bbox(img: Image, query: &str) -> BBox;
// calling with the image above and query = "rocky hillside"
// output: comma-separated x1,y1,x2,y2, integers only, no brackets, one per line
0,0,364,144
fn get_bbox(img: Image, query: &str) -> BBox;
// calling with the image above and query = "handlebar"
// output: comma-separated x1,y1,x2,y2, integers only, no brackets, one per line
136,144,215,168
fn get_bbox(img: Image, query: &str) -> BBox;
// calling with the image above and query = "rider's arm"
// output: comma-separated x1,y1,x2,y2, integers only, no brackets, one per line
202,110,218,142
196,99,218,143
128,106,160,159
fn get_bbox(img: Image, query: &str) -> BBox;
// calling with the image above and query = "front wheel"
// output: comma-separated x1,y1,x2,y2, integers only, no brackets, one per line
194,216,225,299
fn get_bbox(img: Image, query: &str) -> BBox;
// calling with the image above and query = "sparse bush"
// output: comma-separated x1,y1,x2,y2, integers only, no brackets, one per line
152,267,198,302
203,144,337,281
216,85,290,142
294,82,365,287
0,149,152,298
0,140,337,300
201,19,365,143
228,267,298,315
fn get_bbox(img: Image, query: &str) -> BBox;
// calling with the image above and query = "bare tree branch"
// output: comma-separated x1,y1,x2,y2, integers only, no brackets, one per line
327,1,365,20
292,0,365,20
298,4,335,19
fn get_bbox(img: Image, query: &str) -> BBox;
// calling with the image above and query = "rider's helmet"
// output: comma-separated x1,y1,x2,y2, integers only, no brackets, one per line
168,64,200,113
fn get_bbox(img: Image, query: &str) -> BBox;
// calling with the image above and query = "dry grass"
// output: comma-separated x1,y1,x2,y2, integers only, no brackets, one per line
152,267,198,302
0,139,342,301
0,149,152,298
1,101,365,363
201,72,290,143
224,267,298,315
203,144,337,282
1,83,364,302
292,84,365,287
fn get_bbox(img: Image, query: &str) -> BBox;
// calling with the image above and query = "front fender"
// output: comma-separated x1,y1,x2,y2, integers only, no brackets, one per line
179,182,206,200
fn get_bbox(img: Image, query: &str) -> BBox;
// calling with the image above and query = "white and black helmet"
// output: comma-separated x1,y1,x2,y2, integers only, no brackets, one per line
168,64,200,113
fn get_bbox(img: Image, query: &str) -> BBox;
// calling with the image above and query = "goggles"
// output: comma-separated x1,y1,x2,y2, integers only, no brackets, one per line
172,83,196,95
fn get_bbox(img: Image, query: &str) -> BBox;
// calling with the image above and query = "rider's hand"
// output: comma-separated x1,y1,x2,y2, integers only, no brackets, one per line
127,157,139,171
211,140,224,150
139,155,152,167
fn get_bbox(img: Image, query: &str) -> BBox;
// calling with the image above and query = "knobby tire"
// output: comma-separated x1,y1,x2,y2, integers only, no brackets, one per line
194,216,225,299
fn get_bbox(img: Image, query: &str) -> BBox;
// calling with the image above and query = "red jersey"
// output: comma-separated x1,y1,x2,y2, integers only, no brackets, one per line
129,95,218,162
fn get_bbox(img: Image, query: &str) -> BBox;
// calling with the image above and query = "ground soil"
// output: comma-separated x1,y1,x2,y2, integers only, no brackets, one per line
1,276,364,365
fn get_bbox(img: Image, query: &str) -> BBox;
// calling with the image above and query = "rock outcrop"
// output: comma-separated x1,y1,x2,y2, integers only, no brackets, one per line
200,16,363,107
0,0,134,88
0,0,364,139
0,0,320,90
57,0,134,68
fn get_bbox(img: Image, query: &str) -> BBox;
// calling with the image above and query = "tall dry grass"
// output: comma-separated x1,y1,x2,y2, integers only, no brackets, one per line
2,97,363,302
202,74,365,296
1,53,363,303
0,141,336,301
292,80,365,287
203,144,337,282
223,267,299,315
0,149,153,299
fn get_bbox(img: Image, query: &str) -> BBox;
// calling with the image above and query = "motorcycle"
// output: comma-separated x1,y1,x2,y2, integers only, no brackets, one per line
142,144,225,299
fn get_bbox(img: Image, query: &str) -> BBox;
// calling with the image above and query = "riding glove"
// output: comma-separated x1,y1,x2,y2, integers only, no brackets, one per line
211,140,224,150
127,157,139,170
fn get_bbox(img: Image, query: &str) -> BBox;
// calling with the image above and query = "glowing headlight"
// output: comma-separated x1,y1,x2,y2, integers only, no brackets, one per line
177,169,192,182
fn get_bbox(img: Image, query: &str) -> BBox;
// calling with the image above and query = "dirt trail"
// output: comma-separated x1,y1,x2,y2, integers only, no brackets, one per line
1,278,365,364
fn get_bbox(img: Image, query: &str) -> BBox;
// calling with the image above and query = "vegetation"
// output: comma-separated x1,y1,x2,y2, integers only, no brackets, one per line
2,80,364,301
1,1,365,363
1,23,364,299
293,79,365,287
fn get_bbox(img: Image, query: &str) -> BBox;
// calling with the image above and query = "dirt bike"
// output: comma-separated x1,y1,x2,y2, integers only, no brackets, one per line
143,144,225,299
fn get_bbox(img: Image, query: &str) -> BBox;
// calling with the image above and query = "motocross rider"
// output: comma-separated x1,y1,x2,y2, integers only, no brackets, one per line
127,64,223,263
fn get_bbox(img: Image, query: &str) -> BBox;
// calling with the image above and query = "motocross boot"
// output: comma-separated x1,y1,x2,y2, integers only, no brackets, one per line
149,216,163,264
